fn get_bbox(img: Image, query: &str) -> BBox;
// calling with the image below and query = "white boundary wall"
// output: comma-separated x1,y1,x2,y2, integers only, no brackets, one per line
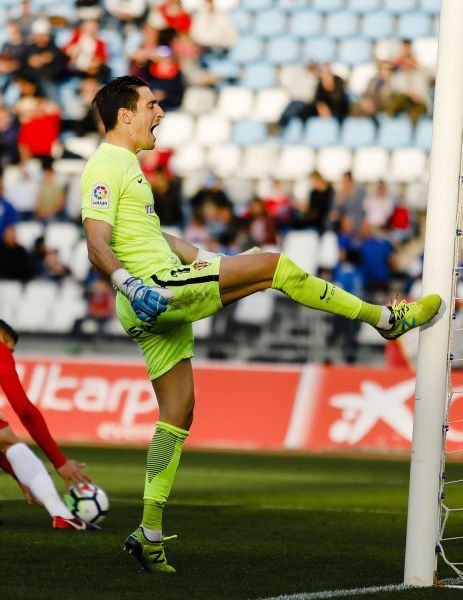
404,0,463,586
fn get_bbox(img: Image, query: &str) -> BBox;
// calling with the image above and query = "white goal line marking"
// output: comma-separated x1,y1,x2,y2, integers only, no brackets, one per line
259,583,410,600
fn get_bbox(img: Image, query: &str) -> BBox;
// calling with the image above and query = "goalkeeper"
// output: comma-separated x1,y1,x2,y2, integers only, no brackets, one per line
81,76,441,574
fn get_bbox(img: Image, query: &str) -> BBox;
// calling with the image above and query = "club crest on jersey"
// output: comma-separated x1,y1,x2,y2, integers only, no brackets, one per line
91,182,110,208
193,260,210,270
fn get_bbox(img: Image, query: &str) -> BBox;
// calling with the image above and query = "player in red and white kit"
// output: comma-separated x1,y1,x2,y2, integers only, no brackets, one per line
0,319,97,530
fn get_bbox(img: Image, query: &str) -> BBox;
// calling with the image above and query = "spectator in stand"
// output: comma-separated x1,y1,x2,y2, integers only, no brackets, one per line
35,157,65,222
0,225,33,281
333,171,366,234
20,19,67,99
4,159,41,219
75,0,102,21
15,0,35,38
144,45,185,110
358,222,396,299
293,171,334,233
242,198,278,247
184,214,210,247
0,104,20,167
261,180,293,232
0,187,18,238
71,277,115,338
150,166,183,227
190,175,232,221
129,22,160,79
279,62,319,128
29,235,48,277
389,196,413,243
0,22,27,90
62,77,104,136
207,201,239,255
150,0,192,35
104,0,148,25
363,180,395,229
15,80,61,161
393,39,418,71
336,213,357,256
351,61,394,123
190,0,237,57
63,18,110,83
42,249,71,282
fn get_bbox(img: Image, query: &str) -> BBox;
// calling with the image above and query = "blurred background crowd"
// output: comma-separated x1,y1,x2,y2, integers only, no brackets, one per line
0,0,441,364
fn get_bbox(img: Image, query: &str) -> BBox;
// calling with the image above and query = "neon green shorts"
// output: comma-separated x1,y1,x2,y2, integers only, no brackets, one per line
116,257,222,380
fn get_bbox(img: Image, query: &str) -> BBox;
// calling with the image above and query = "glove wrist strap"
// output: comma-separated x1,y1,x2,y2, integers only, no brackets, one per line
111,268,138,299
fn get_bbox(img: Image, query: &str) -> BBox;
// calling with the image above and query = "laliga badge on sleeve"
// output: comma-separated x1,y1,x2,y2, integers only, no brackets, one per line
91,182,110,209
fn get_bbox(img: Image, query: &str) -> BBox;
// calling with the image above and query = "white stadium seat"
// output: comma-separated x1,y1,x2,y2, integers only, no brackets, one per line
193,316,214,339
234,290,277,325
195,114,232,146
47,297,87,334
155,112,194,150
63,135,99,159
241,144,278,178
0,280,22,323
68,239,92,282
223,178,254,204
45,222,81,265
412,37,438,73
252,88,290,123
352,147,389,182
390,148,427,183
316,146,352,182
181,86,217,116
216,87,254,120
15,221,44,252
278,146,315,180
318,231,340,270
15,298,51,332
282,230,320,275
348,62,377,97
170,145,206,176
206,144,241,178
24,280,59,303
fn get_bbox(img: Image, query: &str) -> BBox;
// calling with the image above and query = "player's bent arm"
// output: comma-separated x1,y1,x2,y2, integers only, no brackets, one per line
84,217,173,323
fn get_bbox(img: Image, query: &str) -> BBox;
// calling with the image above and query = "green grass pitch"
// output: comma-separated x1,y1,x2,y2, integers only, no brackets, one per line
2,447,463,600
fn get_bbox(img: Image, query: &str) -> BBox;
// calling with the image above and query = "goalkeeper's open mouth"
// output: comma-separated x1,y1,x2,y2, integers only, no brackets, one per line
150,123,159,140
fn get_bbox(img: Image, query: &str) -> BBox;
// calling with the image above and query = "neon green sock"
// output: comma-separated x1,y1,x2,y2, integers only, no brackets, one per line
141,421,189,532
271,254,382,326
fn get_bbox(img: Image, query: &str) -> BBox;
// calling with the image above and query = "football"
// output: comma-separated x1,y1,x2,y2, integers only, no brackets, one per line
66,483,109,525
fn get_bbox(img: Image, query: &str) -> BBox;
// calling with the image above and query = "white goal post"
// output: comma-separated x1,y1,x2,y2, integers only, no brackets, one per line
404,0,463,587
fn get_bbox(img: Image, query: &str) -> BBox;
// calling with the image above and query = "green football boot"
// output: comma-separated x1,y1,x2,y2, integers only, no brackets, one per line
375,294,442,341
123,527,176,574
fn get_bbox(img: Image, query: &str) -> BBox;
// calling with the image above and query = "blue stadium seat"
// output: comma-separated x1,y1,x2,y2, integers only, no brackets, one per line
228,8,253,34
267,37,299,65
280,119,305,145
340,117,376,149
325,11,358,39
208,58,240,80
421,0,440,17
242,0,272,10
361,11,395,41
305,117,340,148
241,63,276,90
288,10,322,39
312,0,344,13
229,37,263,64
232,119,267,146
414,117,433,152
254,9,287,38
377,116,413,150
281,0,312,13
337,38,371,66
398,12,431,39
347,0,381,13
100,29,124,58
303,37,335,64
383,0,417,14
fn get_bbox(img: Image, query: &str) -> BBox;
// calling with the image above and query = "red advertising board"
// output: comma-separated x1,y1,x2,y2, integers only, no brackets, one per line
2,356,463,453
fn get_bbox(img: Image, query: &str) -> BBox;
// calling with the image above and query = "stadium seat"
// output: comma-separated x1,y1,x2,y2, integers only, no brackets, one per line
216,86,254,120
383,0,417,14
24,280,59,303
254,9,287,38
68,239,91,282
280,119,305,145
64,136,98,160
0,280,22,324
292,178,310,203
282,230,320,275
374,39,401,62
15,299,51,333
223,177,254,204
288,10,322,39
397,12,431,39
325,11,358,39
108,56,128,79
241,144,278,178
206,144,242,178
303,37,336,64
195,114,232,146
312,0,343,13
99,29,124,58
348,63,377,98
305,117,340,148
234,290,277,326
318,231,340,270
15,221,44,252
341,117,376,149
232,119,267,146
412,37,438,72
378,116,413,150
154,112,194,150
103,317,126,336
208,58,240,80
193,316,214,340
390,148,427,182
181,87,217,116
229,37,263,64
228,8,252,34
414,117,433,152
352,147,389,182
277,146,315,180
59,79,82,119
361,11,394,40
170,145,206,176
337,38,372,67
316,146,353,182
421,0,440,16
47,296,88,334
45,222,81,265
242,0,272,10
252,88,290,123
241,63,276,90
266,37,299,66
347,0,381,13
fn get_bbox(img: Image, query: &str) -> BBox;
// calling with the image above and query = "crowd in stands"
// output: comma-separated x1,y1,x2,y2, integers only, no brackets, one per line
0,0,440,349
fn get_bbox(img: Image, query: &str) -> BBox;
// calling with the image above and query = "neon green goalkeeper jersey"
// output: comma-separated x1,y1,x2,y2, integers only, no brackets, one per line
81,142,173,280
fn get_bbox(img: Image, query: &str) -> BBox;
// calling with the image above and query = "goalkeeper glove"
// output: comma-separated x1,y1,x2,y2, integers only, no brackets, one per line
111,269,173,323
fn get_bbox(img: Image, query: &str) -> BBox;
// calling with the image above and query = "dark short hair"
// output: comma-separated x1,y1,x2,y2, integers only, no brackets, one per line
92,75,149,133
0,319,19,344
